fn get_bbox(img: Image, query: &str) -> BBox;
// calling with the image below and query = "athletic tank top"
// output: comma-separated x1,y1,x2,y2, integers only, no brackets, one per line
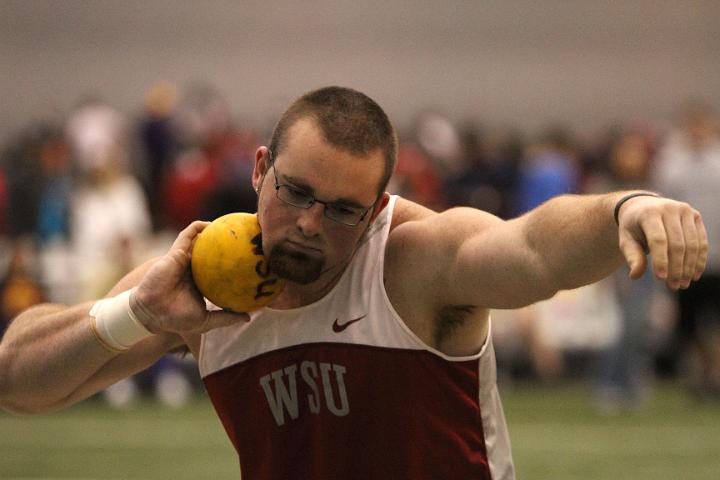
199,195,515,479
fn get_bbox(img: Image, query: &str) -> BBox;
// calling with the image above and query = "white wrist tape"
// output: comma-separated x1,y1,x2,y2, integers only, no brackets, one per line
88,289,154,352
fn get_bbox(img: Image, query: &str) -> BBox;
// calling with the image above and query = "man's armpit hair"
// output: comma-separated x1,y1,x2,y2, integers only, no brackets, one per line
434,304,476,347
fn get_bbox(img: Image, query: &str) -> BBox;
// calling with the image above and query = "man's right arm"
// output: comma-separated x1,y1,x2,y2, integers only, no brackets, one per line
0,261,182,414
0,221,248,415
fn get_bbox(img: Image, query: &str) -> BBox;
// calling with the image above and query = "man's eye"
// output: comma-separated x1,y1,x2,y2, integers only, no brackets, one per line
331,205,360,216
286,186,310,199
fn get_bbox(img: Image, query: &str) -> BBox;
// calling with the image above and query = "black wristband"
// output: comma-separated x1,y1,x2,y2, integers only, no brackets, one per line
613,192,660,225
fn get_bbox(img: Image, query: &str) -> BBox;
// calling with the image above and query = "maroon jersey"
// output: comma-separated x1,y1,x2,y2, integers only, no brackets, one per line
200,196,515,479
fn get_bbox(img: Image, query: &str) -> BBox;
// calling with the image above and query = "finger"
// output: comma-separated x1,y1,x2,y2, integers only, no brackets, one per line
198,310,251,333
618,229,648,279
641,215,669,280
164,222,211,273
172,221,211,253
680,210,699,288
694,212,709,281
662,211,685,288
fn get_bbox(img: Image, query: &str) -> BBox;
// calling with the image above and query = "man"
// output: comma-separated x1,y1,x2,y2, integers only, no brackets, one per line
0,87,708,479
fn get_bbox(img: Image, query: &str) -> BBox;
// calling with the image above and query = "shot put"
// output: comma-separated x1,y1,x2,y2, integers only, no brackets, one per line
191,213,284,312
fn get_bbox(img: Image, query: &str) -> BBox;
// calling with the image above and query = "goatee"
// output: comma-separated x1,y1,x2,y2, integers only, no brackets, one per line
268,243,324,284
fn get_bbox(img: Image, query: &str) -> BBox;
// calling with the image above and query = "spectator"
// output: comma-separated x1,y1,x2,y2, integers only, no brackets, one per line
65,99,152,301
445,123,503,214
516,128,579,214
138,81,180,230
1,238,45,338
653,101,720,399
1,124,51,237
589,128,662,413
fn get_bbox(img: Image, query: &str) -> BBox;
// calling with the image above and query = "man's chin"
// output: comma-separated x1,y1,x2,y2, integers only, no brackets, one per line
268,246,324,285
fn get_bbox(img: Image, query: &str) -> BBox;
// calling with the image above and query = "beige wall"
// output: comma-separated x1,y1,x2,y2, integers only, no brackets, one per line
2,0,719,138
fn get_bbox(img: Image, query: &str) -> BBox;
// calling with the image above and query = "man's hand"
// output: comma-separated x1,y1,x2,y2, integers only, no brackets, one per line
130,221,249,334
617,195,708,289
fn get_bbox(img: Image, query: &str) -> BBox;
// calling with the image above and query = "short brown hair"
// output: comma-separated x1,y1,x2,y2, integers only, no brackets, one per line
269,86,397,197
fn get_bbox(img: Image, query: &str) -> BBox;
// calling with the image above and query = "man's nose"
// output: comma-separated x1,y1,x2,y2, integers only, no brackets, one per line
296,202,325,237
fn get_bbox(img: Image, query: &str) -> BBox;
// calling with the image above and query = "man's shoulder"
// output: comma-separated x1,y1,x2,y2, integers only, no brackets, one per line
389,197,436,232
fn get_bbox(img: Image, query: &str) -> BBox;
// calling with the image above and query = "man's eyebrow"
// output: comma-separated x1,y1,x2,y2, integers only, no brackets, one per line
282,174,314,193
281,173,368,209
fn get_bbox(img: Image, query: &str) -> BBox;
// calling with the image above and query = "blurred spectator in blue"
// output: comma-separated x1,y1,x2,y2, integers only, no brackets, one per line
516,127,579,214
36,130,73,244
445,123,523,218
653,101,720,399
0,122,75,303
445,123,500,212
486,129,525,219
0,122,74,245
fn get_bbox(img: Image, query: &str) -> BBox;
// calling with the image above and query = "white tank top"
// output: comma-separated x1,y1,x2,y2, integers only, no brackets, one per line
199,195,515,479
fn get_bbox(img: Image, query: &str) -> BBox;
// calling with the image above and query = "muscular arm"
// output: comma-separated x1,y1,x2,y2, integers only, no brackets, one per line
0,261,183,414
388,192,707,311
0,222,247,415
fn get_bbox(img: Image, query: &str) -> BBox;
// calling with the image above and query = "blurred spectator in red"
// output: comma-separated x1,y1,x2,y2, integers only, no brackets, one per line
160,148,219,228
391,143,446,211
390,111,467,211
200,124,259,219
161,82,256,228
653,101,720,399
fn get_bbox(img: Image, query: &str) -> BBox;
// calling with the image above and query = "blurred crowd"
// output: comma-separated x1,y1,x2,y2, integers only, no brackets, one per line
1,82,719,413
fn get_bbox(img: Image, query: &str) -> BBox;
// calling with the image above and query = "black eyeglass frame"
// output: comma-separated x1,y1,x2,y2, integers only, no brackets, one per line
267,151,373,226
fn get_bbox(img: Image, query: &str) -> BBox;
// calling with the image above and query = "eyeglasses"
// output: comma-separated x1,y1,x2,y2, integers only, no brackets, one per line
271,165,372,226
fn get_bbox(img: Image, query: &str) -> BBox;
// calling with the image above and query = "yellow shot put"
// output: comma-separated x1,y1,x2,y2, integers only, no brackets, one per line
191,213,284,312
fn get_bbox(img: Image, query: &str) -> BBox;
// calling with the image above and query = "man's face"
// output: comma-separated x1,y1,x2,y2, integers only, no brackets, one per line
252,118,386,286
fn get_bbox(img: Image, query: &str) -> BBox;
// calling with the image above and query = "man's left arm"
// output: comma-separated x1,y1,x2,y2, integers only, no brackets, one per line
522,192,708,290
389,192,707,311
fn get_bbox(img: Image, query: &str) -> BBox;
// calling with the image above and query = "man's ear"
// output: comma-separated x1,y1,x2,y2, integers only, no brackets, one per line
252,147,271,192
369,192,391,222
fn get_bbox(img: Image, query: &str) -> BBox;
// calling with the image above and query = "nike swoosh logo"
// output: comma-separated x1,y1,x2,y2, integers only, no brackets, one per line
332,315,367,333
